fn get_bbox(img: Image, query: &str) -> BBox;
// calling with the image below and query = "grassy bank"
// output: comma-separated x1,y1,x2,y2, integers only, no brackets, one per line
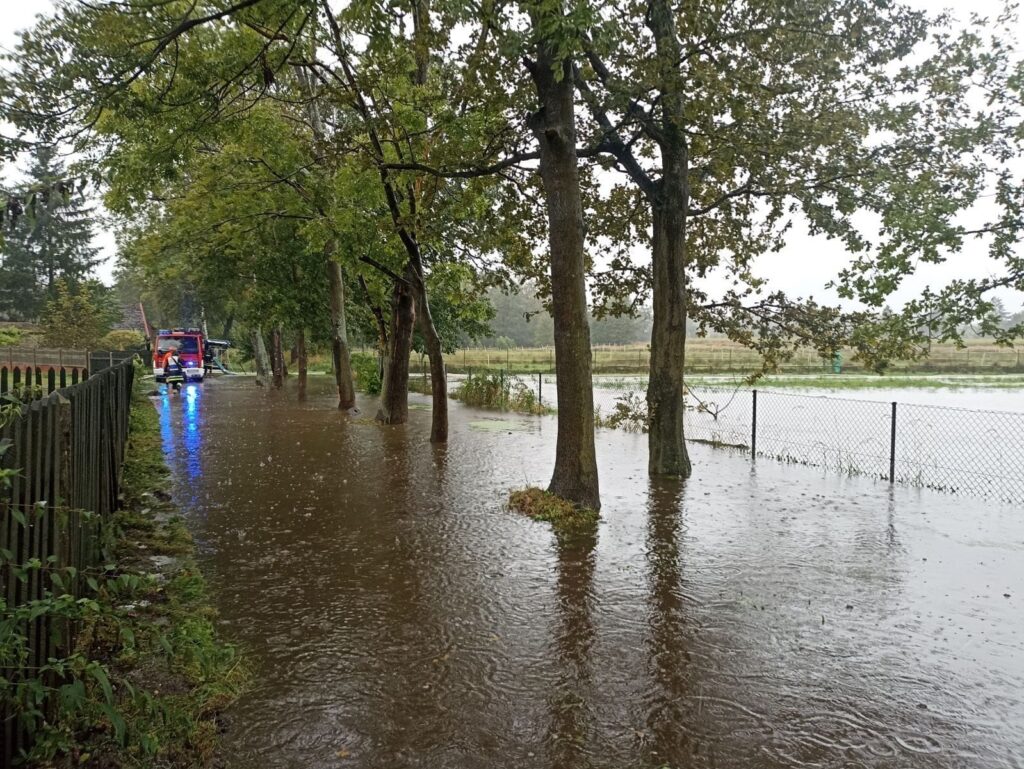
4,378,246,767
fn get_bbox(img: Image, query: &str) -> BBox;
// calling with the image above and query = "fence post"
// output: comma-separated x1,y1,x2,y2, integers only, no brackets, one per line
538,372,542,407
889,401,897,483
751,389,757,457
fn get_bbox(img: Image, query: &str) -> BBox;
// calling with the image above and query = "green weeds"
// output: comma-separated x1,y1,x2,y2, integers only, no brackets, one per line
508,487,599,539
594,390,648,432
350,352,382,395
452,372,551,415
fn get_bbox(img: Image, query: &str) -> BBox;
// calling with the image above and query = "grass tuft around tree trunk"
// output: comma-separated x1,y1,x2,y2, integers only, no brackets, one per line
508,487,599,538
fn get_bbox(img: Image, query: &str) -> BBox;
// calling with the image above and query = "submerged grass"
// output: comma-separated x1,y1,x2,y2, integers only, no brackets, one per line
596,374,1024,391
508,487,599,538
451,372,552,415
742,374,1024,389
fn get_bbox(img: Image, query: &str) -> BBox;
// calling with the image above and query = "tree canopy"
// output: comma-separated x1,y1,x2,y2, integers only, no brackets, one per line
4,0,1024,498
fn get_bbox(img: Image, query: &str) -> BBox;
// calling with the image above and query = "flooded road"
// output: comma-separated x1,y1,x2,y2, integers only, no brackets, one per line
156,377,1024,769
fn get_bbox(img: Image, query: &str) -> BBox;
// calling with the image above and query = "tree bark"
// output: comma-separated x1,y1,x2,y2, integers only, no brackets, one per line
645,0,692,478
296,327,308,399
376,276,415,424
328,258,357,410
647,196,690,476
270,326,285,388
251,327,272,387
526,20,601,510
279,326,289,378
412,273,448,443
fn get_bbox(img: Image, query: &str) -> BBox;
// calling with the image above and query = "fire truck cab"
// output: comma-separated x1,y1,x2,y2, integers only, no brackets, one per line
153,328,206,382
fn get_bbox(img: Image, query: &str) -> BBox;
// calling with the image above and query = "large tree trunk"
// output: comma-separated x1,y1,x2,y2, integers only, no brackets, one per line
250,327,272,387
526,23,601,510
646,0,692,478
270,326,285,388
376,277,415,424
279,326,290,378
412,275,448,443
296,327,308,399
648,200,690,476
328,258,357,410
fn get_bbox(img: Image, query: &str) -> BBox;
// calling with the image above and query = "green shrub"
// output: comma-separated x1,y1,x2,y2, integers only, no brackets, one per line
0,327,23,346
351,352,382,395
451,371,551,415
594,390,648,432
100,329,147,350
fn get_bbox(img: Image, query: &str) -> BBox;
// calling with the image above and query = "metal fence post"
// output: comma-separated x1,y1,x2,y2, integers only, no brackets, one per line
538,372,542,407
889,401,897,483
751,389,757,457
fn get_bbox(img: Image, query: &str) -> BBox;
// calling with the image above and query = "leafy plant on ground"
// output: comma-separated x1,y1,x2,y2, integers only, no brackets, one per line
452,372,551,415
594,390,649,433
350,352,381,395
508,487,599,539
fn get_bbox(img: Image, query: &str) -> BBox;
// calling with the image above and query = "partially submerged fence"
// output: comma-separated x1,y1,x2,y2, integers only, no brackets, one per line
0,357,136,765
684,385,1024,504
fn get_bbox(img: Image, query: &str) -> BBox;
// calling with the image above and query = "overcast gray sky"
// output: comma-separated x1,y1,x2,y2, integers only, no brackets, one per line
1,0,1022,314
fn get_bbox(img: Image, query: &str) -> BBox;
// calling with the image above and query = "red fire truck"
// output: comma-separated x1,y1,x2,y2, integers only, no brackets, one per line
153,328,206,382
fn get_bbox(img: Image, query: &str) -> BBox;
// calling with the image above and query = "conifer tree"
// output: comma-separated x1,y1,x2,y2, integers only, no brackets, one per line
0,144,100,320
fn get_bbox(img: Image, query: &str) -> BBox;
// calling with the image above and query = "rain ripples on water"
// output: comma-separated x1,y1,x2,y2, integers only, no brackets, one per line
154,377,1024,769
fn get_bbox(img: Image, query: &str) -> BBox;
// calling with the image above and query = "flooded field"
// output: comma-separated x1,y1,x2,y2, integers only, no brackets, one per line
156,377,1024,769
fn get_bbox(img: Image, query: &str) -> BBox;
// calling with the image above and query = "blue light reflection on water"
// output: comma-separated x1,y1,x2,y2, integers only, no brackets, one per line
182,384,203,482
158,388,175,456
158,383,204,492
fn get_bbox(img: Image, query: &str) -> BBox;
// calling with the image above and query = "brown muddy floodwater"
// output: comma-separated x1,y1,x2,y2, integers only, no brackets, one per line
155,377,1024,769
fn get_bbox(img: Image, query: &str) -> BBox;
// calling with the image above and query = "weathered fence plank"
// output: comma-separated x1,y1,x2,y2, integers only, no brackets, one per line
0,357,136,767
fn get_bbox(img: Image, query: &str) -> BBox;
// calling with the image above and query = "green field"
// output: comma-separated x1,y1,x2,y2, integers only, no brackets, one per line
434,339,1024,376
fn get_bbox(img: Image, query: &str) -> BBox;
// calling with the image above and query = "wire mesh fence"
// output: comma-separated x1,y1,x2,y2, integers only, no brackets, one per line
684,385,1024,504
414,365,1024,502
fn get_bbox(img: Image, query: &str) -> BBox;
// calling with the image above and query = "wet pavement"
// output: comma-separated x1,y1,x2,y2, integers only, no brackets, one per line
154,376,1024,769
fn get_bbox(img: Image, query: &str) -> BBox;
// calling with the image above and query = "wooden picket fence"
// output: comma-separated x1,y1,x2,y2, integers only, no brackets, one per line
0,356,136,766
0,347,141,397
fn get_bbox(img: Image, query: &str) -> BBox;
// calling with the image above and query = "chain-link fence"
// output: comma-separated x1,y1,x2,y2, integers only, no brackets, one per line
684,385,1024,503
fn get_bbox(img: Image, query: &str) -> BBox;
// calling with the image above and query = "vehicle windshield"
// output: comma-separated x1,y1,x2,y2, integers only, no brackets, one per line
159,336,199,355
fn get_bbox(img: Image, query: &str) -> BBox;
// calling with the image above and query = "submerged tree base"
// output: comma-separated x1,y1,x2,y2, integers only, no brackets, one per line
508,487,599,537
